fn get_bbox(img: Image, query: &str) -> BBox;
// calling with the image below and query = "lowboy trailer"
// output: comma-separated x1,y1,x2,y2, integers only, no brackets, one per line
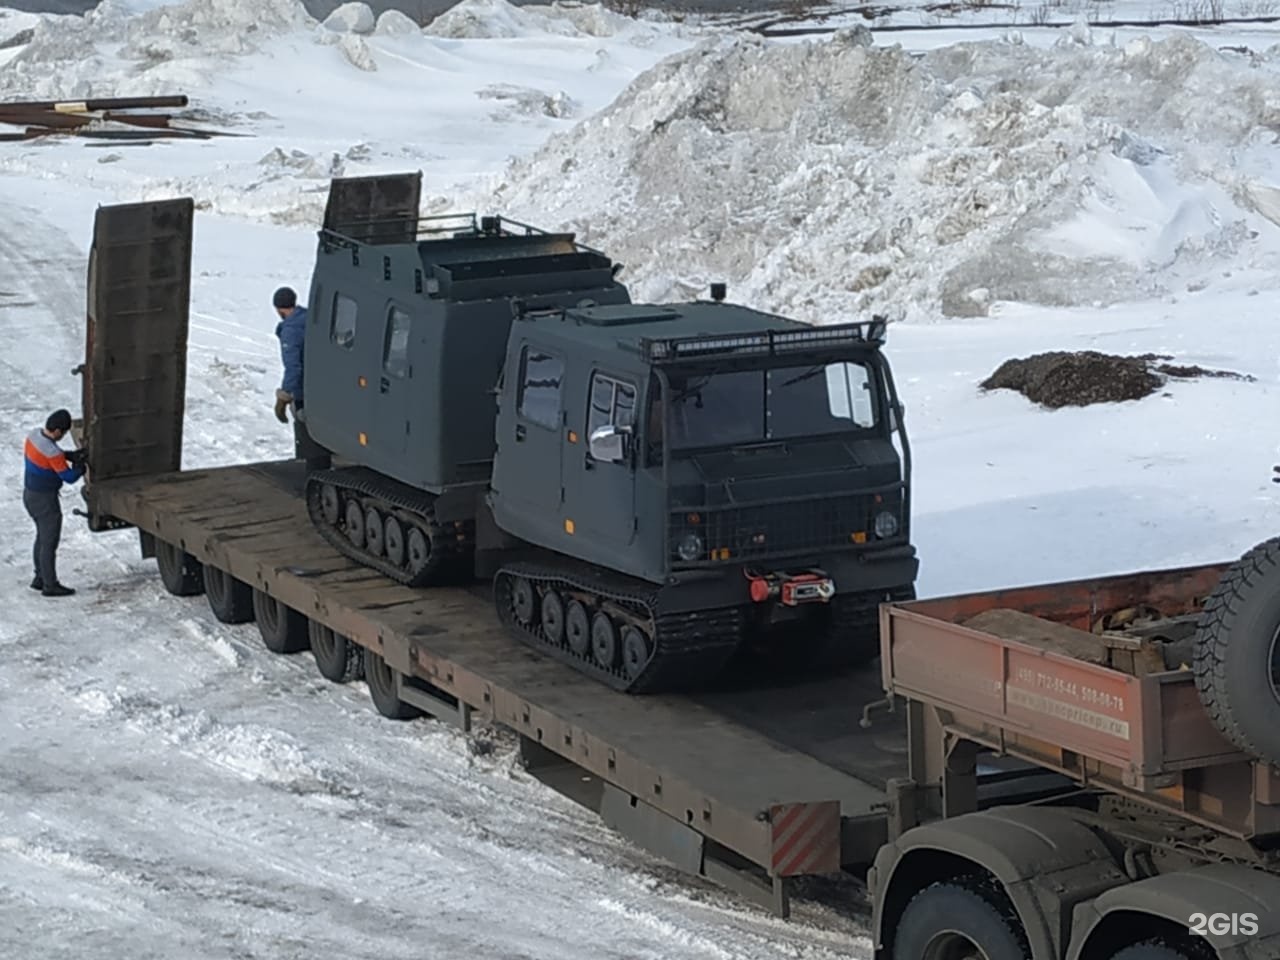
73,197,1280,958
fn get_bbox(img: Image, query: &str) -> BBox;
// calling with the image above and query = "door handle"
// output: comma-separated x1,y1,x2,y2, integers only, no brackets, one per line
515,424,526,441
380,376,390,393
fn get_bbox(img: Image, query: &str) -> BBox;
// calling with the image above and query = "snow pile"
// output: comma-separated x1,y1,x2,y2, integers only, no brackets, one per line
426,0,656,41
322,1,375,34
0,0,317,99
375,9,423,36
482,31,1280,322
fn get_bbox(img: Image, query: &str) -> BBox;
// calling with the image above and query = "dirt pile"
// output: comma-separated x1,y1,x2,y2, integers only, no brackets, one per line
982,351,1254,408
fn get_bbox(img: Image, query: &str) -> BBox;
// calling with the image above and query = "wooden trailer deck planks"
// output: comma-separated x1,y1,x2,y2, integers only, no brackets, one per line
90,459,895,877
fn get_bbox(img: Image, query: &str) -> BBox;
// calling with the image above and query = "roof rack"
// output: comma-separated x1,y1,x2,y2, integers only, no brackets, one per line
320,211,607,257
640,318,888,364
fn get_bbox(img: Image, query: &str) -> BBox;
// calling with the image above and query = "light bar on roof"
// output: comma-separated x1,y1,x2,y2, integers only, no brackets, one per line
644,319,886,362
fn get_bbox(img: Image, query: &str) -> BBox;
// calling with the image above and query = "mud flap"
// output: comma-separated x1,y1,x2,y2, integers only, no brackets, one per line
321,171,422,245
78,197,194,531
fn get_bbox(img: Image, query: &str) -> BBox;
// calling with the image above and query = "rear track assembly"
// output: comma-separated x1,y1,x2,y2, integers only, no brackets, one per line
305,467,474,586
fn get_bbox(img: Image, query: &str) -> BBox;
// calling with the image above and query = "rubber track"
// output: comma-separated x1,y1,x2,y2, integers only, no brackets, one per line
495,558,744,694
305,467,474,588
1192,536,1280,760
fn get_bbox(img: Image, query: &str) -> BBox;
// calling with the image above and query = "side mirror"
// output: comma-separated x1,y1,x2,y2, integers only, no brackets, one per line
890,401,905,432
588,424,631,463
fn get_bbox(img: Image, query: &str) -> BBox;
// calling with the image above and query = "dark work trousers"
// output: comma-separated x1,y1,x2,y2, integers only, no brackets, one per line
23,488,62,586
292,404,332,471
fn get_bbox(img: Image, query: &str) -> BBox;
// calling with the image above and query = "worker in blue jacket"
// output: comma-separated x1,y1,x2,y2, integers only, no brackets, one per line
23,409,86,597
272,286,330,471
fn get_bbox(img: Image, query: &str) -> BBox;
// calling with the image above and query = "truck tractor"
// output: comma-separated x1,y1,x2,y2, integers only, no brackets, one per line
299,173,919,692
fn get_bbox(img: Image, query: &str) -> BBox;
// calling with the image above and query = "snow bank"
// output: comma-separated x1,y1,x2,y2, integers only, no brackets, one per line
426,0,648,40
0,0,317,99
481,31,1280,322
323,2,375,34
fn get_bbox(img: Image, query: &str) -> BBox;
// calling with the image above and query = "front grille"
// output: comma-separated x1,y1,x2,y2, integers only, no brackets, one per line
668,487,904,568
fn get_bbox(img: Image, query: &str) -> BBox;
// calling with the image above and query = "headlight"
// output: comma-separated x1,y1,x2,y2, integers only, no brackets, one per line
676,531,704,561
874,511,898,539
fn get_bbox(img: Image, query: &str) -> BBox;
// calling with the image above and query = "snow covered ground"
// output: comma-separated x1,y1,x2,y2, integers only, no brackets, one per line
2,0,1280,956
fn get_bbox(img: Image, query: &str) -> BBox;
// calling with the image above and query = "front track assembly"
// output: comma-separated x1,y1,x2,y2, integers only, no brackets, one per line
494,559,744,693
305,467,474,586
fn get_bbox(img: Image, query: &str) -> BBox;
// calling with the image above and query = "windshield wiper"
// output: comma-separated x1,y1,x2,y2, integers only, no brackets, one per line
776,365,825,388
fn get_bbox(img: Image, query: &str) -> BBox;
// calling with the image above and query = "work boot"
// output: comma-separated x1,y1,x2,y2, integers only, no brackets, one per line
41,583,75,597
30,576,42,591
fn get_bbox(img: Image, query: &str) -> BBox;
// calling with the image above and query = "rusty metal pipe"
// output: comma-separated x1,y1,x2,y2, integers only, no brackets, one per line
0,95,187,112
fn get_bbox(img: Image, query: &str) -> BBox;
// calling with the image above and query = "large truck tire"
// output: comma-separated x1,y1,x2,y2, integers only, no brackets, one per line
363,647,422,721
891,880,1029,960
1193,537,1280,765
251,589,309,654
1112,940,1206,960
204,565,254,624
309,620,363,683
156,539,203,596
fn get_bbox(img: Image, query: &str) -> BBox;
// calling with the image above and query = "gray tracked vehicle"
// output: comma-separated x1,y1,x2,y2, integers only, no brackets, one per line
300,173,918,692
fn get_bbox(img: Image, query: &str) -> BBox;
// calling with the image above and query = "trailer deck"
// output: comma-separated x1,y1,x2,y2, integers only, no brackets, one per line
90,457,909,909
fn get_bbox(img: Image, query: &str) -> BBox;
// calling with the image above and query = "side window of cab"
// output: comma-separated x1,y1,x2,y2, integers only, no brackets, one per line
517,345,564,429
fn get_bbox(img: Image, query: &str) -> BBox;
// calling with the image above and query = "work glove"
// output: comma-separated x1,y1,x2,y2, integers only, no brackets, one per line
274,389,292,424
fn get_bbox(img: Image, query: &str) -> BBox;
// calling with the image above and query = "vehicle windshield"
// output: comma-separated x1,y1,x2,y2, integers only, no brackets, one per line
657,361,879,452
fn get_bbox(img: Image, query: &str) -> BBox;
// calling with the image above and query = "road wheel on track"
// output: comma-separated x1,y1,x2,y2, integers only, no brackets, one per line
407,526,431,578
308,620,363,683
512,576,537,625
591,612,619,669
384,516,405,568
155,539,203,596
204,565,254,624
620,625,650,681
540,589,565,645
1112,941,1205,960
319,483,341,525
891,880,1029,960
365,506,384,558
565,600,590,657
1193,536,1280,765
364,647,422,720
251,589,309,654
344,498,365,548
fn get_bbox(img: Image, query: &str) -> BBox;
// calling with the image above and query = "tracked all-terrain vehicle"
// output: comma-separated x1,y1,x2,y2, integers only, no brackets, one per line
298,173,918,692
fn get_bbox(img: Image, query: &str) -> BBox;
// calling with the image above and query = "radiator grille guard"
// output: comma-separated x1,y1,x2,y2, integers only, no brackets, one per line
668,483,906,568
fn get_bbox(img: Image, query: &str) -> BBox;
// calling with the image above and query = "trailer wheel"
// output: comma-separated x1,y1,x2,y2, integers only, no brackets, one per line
1193,537,1280,765
155,539,203,596
308,620,363,683
251,589,309,654
363,647,422,721
1112,940,1204,960
204,565,254,624
892,880,1029,960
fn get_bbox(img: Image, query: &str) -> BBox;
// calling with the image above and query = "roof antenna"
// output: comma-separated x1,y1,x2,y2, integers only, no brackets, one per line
710,282,726,302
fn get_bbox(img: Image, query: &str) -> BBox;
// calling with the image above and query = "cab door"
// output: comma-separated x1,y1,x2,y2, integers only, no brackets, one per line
495,342,565,543
563,370,638,553
374,302,413,461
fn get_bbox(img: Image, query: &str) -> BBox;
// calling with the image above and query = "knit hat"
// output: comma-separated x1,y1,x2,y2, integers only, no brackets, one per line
46,409,72,432
272,286,297,309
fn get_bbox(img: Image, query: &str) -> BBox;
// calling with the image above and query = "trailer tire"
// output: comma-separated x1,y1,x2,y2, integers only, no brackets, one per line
364,647,422,721
309,620,363,683
156,539,203,596
1112,941,1203,960
252,589,309,654
891,880,1029,960
204,565,254,624
1193,537,1280,765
